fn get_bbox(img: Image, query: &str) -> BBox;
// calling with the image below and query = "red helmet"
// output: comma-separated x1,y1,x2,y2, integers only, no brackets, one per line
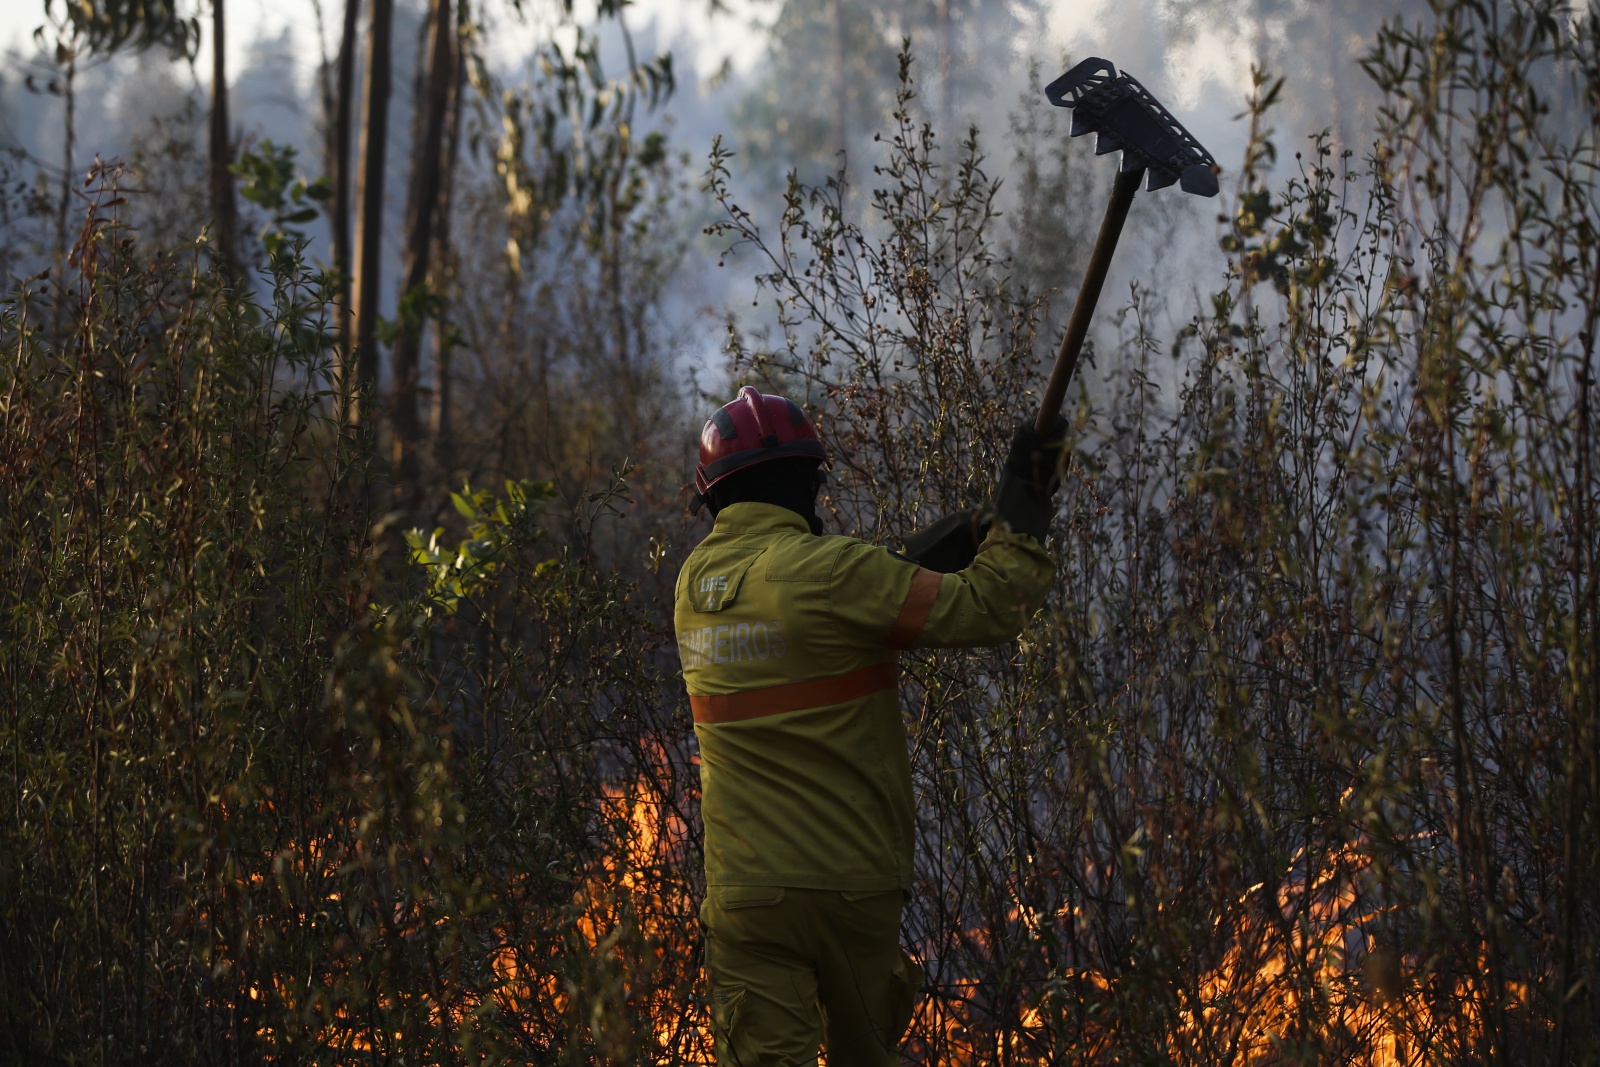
692,386,828,509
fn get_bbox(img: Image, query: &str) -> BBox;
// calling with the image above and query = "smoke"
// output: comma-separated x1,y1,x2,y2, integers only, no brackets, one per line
0,0,1467,406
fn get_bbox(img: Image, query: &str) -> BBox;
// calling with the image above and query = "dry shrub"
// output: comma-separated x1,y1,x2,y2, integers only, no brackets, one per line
709,4,1599,1062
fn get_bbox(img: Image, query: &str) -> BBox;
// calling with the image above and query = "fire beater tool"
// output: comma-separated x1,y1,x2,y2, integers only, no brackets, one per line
904,56,1220,571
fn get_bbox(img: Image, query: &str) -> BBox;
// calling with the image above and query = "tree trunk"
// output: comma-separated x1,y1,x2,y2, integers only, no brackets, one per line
429,10,466,473
350,0,394,425
830,0,845,162
209,0,238,274
331,0,361,392
937,0,952,138
389,0,454,490
55,48,75,329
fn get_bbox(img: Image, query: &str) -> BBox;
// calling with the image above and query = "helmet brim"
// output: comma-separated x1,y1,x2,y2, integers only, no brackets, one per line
698,439,828,488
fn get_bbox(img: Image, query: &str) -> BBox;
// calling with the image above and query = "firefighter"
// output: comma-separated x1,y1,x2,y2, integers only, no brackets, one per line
676,386,1061,1067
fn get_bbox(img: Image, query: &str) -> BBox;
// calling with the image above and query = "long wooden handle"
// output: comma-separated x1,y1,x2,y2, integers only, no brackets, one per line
1034,165,1144,435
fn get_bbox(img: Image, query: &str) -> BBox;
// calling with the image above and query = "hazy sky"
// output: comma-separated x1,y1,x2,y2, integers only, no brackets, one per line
0,0,1254,111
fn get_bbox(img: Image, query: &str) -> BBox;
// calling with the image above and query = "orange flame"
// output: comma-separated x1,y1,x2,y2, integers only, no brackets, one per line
225,776,1529,1064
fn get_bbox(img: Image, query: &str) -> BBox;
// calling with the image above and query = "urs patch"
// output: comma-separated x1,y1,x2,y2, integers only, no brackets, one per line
683,550,757,613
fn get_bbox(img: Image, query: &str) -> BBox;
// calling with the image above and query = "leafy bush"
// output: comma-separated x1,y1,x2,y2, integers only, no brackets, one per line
0,165,701,1065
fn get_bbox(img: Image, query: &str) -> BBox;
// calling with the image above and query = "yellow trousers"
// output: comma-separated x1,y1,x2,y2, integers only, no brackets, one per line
700,886,925,1067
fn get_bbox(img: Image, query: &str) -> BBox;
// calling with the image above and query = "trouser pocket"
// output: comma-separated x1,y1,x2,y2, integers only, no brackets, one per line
709,984,748,1066
885,951,925,1042
703,886,810,1066
717,884,786,909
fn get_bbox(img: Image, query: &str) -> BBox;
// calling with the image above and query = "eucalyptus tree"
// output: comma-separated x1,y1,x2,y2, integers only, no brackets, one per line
342,0,675,484
1158,0,1440,151
30,0,230,275
39,0,199,53
723,0,1053,252
348,0,393,429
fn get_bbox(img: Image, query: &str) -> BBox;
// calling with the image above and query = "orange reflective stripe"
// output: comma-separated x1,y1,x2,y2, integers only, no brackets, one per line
690,662,899,724
884,567,943,650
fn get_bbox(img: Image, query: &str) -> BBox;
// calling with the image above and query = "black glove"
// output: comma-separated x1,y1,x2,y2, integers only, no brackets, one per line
992,419,1067,542
902,508,990,573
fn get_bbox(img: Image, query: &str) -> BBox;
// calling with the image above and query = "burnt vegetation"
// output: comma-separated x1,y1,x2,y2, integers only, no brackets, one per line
2,0,1599,1063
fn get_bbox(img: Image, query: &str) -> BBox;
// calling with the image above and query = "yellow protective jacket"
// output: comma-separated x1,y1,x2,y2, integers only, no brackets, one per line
675,502,1053,892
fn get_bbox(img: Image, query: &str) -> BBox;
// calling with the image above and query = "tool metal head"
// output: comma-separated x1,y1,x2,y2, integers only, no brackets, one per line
1045,57,1220,197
